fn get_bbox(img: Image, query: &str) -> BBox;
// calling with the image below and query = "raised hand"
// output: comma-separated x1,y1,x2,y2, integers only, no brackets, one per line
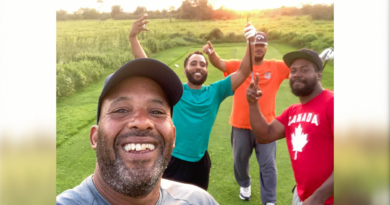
244,22,256,43
246,73,262,103
129,13,150,38
202,41,214,55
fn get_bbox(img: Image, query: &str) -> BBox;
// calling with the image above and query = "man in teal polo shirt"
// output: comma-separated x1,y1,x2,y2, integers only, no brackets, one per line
129,14,256,190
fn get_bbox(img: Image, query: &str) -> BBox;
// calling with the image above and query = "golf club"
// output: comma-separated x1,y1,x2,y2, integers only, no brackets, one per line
322,47,334,69
247,15,254,81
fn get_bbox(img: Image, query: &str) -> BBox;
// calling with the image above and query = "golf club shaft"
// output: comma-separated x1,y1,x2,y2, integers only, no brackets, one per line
323,60,328,70
247,16,254,81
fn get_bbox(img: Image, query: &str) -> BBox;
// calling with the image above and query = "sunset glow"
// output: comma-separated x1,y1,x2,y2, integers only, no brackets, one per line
56,0,334,13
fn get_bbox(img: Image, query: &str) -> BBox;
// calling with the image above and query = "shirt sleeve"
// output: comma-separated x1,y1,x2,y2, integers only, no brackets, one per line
223,60,242,77
276,60,290,81
212,75,234,103
275,107,290,126
326,96,334,136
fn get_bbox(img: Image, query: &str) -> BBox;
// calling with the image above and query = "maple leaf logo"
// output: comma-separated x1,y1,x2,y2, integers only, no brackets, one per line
291,124,308,160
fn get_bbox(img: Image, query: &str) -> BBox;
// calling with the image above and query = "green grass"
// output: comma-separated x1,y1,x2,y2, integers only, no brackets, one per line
56,42,334,204
56,16,333,99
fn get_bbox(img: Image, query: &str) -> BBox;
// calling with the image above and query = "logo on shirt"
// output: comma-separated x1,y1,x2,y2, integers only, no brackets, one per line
288,113,319,126
264,72,271,79
292,124,308,160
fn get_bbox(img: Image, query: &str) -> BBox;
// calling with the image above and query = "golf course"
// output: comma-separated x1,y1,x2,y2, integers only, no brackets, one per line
57,36,334,204
55,6,337,201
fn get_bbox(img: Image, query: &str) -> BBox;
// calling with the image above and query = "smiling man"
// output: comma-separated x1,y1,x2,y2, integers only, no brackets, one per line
56,58,219,205
129,14,254,190
247,49,334,205
203,31,290,204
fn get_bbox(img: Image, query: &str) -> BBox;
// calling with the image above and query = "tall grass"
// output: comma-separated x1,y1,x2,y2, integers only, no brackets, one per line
57,16,333,98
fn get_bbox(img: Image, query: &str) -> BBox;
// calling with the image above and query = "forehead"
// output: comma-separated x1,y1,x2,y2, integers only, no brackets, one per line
104,77,168,103
290,58,315,68
188,54,206,62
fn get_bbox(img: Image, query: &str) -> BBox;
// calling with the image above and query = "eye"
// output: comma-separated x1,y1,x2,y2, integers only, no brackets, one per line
113,109,127,113
150,110,165,115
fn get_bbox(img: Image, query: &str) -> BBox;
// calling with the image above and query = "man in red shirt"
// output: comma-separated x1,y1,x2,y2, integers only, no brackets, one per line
203,31,290,205
247,49,334,205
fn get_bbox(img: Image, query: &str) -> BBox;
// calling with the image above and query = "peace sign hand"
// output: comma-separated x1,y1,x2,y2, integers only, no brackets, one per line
246,73,262,104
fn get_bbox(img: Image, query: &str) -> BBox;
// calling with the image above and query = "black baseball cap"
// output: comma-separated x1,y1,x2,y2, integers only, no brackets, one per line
96,58,183,124
253,32,268,45
283,49,323,71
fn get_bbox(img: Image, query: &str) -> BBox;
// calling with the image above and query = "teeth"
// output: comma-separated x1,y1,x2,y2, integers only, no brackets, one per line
123,143,156,152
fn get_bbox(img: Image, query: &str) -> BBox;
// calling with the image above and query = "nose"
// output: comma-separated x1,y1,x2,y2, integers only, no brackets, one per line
127,110,154,131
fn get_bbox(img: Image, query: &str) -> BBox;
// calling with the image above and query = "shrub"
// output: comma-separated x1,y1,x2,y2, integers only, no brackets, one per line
169,33,182,38
142,37,158,53
303,33,318,43
171,37,190,46
291,36,306,48
158,39,174,50
267,30,282,40
208,28,224,40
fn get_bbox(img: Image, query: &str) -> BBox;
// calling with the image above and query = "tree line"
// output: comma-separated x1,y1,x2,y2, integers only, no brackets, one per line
56,0,333,21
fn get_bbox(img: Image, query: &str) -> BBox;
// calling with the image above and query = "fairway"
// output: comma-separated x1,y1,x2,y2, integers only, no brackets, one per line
56,42,334,204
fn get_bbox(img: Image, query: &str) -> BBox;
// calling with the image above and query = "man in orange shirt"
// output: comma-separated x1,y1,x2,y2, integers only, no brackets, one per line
203,31,289,205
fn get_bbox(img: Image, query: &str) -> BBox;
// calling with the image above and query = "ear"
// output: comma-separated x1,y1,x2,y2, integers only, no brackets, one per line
317,70,323,81
90,125,99,150
172,125,176,149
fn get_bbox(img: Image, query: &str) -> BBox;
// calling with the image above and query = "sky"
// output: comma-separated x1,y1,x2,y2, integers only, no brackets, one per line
56,0,334,13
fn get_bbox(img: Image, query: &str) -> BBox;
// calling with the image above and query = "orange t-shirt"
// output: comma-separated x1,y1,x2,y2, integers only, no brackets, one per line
224,59,290,129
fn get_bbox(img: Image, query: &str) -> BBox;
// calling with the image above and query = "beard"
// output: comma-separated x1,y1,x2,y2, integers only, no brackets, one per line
185,69,207,85
254,55,264,62
289,75,318,96
96,127,173,197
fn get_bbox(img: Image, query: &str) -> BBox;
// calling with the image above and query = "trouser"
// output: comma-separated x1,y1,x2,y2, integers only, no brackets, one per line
231,127,277,203
292,185,334,205
292,185,302,205
162,151,211,190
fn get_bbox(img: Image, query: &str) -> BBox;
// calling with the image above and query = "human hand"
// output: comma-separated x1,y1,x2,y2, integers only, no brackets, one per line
202,41,214,55
129,13,149,38
246,73,262,104
302,195,324,205
244,22,256,42
319,48,334,62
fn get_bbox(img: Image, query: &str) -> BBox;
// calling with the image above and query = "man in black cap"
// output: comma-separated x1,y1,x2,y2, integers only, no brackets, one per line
56,58,219,204
247,49,334,205
129,14,255,191
203,30,290,204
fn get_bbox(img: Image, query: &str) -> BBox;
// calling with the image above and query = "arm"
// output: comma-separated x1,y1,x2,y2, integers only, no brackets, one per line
129,13,149,59
247,73,286,143
229,22,257,91
303,171,334,205
202,41,226,72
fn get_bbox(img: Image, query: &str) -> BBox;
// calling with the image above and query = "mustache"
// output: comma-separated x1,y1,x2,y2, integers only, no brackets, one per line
114,129,163,147
291,78,307,84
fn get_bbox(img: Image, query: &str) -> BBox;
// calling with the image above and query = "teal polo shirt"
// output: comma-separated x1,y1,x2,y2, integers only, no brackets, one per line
172,76,234,162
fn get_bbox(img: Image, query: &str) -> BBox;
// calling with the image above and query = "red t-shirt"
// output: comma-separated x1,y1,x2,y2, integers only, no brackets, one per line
224,59,290,128
276,90,334,204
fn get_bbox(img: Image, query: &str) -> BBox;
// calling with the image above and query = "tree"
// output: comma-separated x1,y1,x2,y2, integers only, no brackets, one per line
168,5,176,13
111,5,123,18
133,6,146,15
161,8,168,16
82,8,100,19
56,10,68,21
